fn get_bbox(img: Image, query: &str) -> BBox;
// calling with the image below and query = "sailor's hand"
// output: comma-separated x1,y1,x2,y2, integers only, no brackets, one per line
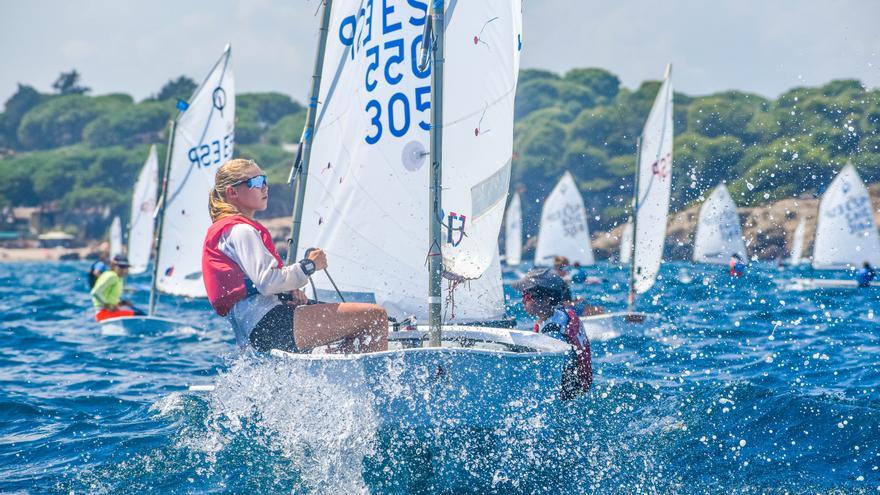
308,248,328,271
289,289,309,305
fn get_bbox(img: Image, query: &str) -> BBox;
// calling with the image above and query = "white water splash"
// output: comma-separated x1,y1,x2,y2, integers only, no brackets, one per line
192,355,379,494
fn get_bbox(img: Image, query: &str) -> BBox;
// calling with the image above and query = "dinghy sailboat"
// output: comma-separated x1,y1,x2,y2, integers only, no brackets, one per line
109,216,123,259
534,172,594,266
787,163,880,289
692,183,747,264
619,222,633,265
787,216,806,266
275,0,582,425
504,192,523,266
99,45,234,332
127,145,159,275
582,64,673,335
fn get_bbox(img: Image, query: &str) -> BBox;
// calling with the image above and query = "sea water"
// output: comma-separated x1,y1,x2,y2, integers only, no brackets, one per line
1,261,879,494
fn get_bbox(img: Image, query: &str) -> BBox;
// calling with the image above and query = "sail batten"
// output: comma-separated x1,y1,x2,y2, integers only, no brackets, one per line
156,46,234,297
693,184,747,264
812,163,880,269
534,172,594,266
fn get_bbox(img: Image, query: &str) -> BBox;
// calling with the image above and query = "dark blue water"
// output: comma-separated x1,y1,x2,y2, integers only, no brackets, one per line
2,261,879,494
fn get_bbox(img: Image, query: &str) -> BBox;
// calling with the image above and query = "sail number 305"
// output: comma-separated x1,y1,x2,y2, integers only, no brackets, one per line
365,86,430,144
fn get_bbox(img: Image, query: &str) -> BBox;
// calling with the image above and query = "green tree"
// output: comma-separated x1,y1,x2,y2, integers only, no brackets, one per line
83,101,172,147
514,79,560,120
0,84,46,147
52,70,90,95
154,76,197,101
17,94,131,149
563,68,620,103
265,111,307,145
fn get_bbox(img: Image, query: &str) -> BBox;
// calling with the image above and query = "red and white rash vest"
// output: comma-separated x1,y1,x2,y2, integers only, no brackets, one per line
202,215,309,345
202,215,306,316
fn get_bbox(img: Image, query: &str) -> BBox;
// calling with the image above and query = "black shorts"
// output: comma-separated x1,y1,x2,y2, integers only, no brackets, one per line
249,303,298,353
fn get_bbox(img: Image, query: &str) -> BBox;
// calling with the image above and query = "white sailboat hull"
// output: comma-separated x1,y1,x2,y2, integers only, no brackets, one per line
580,311,661,341
98,315,204,336
778,278,879,291
271,327,574,429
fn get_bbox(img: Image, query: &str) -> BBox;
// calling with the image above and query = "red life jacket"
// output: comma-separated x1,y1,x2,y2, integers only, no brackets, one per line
534,308,593,392
202,215,282,316
729,259,744,277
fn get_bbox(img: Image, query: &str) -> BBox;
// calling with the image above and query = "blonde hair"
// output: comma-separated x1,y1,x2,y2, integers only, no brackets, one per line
209,159,259,222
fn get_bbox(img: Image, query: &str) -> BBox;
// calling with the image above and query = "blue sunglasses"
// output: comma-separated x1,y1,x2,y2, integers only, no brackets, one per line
233,174,268,189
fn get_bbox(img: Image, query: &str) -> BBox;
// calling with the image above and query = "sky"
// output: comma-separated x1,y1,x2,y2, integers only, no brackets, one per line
1,0,878,105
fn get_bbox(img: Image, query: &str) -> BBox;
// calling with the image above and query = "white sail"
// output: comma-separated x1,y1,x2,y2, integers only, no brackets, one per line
128,145,158,274
156,46,234,297
631,64,673,294
296,1,519,320
789,216,806,265
439,1,519,280
619,222,633,264
812,163,880,269
109,216,123,258
534,172,594,266
692,184,746,264
504,192,522,266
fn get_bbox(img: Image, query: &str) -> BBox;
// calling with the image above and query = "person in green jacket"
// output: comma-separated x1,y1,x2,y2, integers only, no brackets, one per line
90,255,142,321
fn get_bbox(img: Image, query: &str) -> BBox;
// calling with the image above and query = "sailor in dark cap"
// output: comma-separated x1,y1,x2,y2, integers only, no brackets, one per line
90,254,143,321
513,268,593,396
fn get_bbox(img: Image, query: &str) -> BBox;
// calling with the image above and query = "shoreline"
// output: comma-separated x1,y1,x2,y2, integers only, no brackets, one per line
0,247,94,262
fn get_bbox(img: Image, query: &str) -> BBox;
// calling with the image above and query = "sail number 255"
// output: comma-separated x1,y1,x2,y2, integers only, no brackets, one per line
363,33,431,144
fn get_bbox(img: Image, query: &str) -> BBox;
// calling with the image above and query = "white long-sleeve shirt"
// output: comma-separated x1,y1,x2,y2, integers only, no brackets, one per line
218,223,310,346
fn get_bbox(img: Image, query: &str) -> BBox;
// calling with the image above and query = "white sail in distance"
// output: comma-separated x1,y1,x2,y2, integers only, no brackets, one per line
631,64,673,294
156,45,234,297
128,145,159,274
619,222,633,264
296,0,520,320
109,216,123,258
504,192,522,266
812,163,880,269
789,216,806,266
692,184,746,264
534,172,594,266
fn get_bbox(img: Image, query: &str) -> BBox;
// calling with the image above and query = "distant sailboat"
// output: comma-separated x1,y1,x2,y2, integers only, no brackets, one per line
534,172,594,266
99,45,233,333
582,64,673,336
692,184,747,264
504,192,523,266
153,46,235,300
619,222,632,264
127,145,159,275
812,163,880,269
629,64,674,302
109,216,123,258
785,163,880,290
788,216,806,266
